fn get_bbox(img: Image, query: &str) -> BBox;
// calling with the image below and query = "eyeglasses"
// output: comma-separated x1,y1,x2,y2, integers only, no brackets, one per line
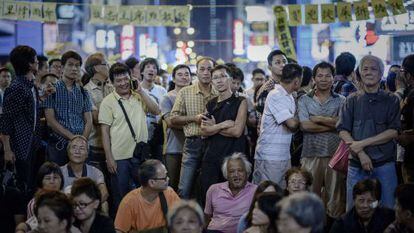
73,200,95,209
288,179,306,186
151,176,169,181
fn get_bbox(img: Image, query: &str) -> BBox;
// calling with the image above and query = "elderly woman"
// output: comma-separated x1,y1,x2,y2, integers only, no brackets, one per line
330,179,394,233
284,168,313,195
168,200,204,233
276,192,325,233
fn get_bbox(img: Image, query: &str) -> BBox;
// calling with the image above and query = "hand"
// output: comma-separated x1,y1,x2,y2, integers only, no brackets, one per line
44,83,56,96
4,149,15,164
398,134,411,147
358,151,373,172
201,115,216,126
106,156,117,174
220,120,235,129
194,114,204,124
349,140,366,154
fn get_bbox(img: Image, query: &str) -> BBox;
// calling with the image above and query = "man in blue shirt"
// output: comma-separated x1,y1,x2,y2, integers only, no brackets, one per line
43,51,92,166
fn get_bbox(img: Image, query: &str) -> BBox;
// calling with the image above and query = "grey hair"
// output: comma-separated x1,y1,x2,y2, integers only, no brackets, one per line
359,55,385,78
221,152,252,180
167,200,204,228
276,192,325,233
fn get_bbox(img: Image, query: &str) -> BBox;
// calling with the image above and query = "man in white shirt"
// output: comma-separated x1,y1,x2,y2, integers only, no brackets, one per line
253,63,303,189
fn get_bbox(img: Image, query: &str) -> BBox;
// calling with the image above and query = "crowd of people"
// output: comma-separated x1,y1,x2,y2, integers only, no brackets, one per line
0,44,413,233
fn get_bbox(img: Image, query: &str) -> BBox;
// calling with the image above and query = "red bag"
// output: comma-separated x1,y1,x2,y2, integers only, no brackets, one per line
329,140,350,174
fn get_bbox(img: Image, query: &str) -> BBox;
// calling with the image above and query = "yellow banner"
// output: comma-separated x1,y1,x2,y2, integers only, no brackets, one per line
89,5,103,24
2,2,17,19
30,3,43,22
372,0,389,18
274,6,297,60
354,1,370,21
305,4,318,24
387,0,406,15
288,5,302,26
321,4,335,24
117,6,131,25
16,2,30,21
42,3,56,22
337,2,352,22
104,5,118,25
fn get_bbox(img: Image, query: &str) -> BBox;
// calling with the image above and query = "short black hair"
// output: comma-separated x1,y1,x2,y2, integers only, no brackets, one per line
71,177,102,211
138,159,163,187
125,57,139,70
140,57,159,74
335,52,356,77
210,64,233,78
312,61,335,78
37,55,48,70
352,179,382,201
395,184,414,214
61,51,82,67
196,57,216,69
402,54,414,77
40,73,59,85
390,64,401,70
109,62,131,82
48,58,61,67
252,68,265,77
9,45,37,76
34,191,73,231
280,63,303,84
267,50,286,66
172,64,191,79
301,66,312,87
226,63,244,82
36,162,64,190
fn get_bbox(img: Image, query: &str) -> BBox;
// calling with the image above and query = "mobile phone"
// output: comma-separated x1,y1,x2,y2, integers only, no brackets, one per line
130,79,139,90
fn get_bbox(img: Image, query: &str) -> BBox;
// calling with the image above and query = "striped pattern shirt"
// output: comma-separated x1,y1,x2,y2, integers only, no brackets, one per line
171,82,217,137
42,80,92,142
298,90,345,158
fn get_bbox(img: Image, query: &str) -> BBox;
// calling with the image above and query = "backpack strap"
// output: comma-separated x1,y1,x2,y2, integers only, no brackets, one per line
159,192,168,221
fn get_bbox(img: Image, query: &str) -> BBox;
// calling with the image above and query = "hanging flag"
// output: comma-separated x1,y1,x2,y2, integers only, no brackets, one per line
305,4,319,24
321,4,335,24
337,2,352,22
372,0,389,18
354,1,370,21
288,5,302,26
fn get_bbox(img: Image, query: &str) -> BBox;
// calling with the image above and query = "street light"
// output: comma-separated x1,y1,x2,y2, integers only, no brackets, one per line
176,41,184,48
187,27,195,35
174,28,182,35
187,40,195,47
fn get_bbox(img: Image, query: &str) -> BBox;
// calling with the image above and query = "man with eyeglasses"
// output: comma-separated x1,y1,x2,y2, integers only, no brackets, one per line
115,159,180,233
42,51,93,166
60,135,108,205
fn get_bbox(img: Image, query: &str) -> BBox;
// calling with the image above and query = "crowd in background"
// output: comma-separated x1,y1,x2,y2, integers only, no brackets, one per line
0,44,414,233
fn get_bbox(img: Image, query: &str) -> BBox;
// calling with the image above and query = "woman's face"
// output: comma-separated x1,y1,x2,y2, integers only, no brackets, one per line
252,202,270,226
37,206,68,233
287,173,307,194
171,208,202,233
42,173,62,191
73,193,99,221
277,210,310,233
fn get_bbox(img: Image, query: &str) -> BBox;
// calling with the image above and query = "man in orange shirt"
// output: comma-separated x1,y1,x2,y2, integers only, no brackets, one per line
115,159,180,233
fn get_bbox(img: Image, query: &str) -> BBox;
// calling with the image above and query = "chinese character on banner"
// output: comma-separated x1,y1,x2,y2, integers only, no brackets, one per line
321,4,335,24
274,6,297,60
89,5,104,24
372,0,389,18
104,5,119,25
388,0,407,15
337,2,352,22
305,4,318,24
16,3,30,21
30,3,44,22
354,1,370,21
118,6,131,25
288,5,302,26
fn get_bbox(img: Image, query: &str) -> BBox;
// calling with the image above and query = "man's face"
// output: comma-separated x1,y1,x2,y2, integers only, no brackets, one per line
37,61,49,78
142,63,157,83
113,72,131,96
94,60,109,79
354,192,376,221
68,138,88,164
269,54,288,78
62,58,81,81
361,59,382,88
196,59,214,85
314,67,334,92
227,159,247,190
49,61,62,78
0,71,11,89
150,164,169,191
174,67,191,88
231,78,242,93
252,73,266,88
211,68,231,93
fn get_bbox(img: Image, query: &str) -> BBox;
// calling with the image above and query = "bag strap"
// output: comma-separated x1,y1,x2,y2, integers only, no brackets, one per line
117,99,138,143
159,192,168,221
